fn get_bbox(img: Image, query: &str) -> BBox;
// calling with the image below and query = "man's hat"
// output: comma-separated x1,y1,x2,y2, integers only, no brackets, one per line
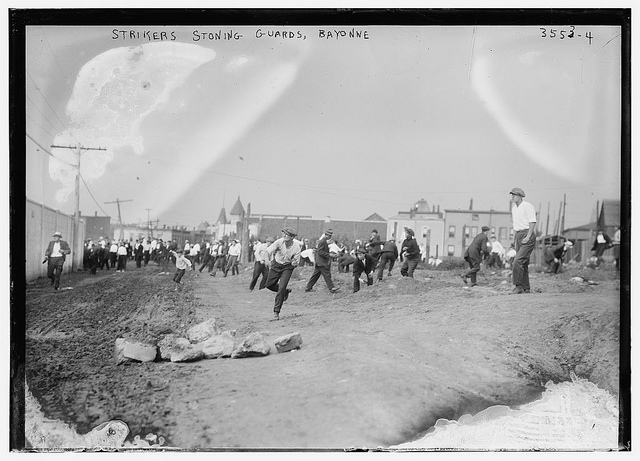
481,226,491,232
371,229,378,233
324,229,333,236
565,240,574,247
266,236,275,243
404,227,415,236
509,187,526,197
356,248,366,255
282,227,297,237
53,231,62,237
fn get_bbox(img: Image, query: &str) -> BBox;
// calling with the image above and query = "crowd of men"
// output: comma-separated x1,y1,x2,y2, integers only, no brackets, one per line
44,187,622,320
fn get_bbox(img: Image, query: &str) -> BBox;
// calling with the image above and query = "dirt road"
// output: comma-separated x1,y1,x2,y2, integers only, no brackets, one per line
24,261,621,449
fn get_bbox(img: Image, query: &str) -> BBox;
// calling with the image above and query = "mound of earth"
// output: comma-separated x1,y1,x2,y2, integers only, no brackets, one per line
22,262,621,449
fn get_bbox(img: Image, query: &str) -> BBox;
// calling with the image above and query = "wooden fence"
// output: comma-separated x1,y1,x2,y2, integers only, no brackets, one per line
26,199,85,282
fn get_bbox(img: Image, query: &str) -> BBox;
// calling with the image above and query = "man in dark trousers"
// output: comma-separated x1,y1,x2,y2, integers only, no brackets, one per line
462,226,491,287
249,237,273,291
591,229,612,268
368,229,383,261
44,231,71,290
352,248,376,293
400,227,421,278
264,228,302,321
305,229,340,293
544,238,573,274
377,238,399,281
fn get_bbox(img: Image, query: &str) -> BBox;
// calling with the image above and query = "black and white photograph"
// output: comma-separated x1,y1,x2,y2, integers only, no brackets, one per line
10,5,630,453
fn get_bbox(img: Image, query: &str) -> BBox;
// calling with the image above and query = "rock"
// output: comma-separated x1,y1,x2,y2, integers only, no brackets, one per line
274,332,303,353
231,332,271,358
186,319,220,343
202,331,236,359
158,334,191,361
170,344,203,363
114,338,157,365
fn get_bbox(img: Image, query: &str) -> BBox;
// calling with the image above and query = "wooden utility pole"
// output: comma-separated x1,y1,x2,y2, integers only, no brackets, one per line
560,194,567,235
51,142,107,272
241,203,251,264
104,198,133,241
554,201,562,236
145,208,153,237
545,202,551,236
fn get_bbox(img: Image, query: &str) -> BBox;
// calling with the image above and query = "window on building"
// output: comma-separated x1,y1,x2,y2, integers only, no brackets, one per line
464,226,470,238
447,245,455,256
471,226,478,238
510,227,514,237
422,226,430,238
449,225,456,238
472,214,479,221
499,227,507,240
491,227,496,235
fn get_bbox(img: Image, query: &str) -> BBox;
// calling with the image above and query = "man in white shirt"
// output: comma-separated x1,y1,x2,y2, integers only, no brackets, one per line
488,236,505,269
264,228,302,321
612,225,621,272
249,237,273,291
44,231,71,290
509,187,537,294
226,240,241,276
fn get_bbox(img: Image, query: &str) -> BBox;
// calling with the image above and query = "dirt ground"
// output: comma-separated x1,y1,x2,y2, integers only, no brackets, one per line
22,259,621,450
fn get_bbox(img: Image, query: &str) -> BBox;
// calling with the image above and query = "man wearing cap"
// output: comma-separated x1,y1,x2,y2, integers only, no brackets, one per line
462,226,491,286
400,227,421,278
249,237,272,291
509,187,537,294
264,228,302,321
352,248,376,293
44,231,71,290
304,229,340,294
544,238,573,274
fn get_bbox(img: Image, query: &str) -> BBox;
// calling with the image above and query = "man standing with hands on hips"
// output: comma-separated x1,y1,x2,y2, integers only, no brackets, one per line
509,187,537,294
44,231,71,290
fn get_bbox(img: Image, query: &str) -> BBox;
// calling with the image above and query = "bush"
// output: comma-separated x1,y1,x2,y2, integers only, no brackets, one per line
434,257,467,271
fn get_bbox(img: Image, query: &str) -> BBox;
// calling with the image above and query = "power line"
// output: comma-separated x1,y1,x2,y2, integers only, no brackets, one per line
78,172,109,216
27,71,68,129
26,95,64,132
37,27,71,86
27,113,55,137
26,133,76,167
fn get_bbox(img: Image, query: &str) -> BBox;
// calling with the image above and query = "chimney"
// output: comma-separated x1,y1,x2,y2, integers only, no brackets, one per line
469,198,474,211
95,211,98,217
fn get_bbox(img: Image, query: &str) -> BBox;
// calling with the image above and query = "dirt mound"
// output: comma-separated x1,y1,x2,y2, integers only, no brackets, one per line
23,263,621,449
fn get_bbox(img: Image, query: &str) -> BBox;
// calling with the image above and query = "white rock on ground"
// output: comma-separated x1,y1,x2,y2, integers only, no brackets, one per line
170,343,204,363
113,338,157,365
202,330,236,359
186,318,220,342
158,334,192,361
274,332,303,353
231,332,271,358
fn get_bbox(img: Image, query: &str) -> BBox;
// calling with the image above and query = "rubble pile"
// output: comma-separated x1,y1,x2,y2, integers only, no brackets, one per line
113,318,303,364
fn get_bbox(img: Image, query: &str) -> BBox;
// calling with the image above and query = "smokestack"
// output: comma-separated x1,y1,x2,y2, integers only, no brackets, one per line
469,198,474,211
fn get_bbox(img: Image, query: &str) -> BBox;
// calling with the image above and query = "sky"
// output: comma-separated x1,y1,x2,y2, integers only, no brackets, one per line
24,16,623,232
